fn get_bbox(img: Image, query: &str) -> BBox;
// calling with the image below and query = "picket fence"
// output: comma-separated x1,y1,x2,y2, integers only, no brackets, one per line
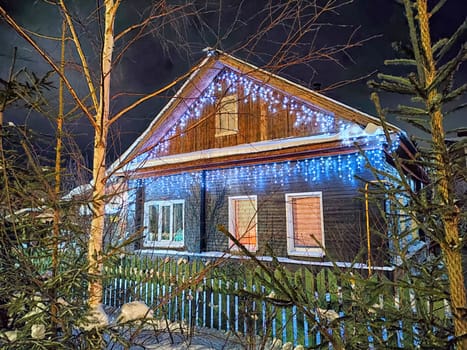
103,254,451,348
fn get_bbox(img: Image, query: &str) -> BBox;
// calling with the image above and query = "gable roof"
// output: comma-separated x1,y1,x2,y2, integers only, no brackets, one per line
109,49,402,175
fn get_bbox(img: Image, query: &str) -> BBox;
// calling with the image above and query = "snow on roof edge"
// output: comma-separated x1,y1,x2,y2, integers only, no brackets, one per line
122,124,386,172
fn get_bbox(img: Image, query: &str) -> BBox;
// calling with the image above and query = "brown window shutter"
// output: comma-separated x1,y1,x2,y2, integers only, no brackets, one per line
292,196,322,247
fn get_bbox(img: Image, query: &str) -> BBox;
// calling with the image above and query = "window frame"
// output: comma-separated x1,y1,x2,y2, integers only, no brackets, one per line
285,192,325,257
215,94,238,137
143,199,185,248
228,195,258,252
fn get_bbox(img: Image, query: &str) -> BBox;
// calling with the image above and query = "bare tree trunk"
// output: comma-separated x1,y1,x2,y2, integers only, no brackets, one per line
416,1,467,346
50,19,67,332
88,0,118,308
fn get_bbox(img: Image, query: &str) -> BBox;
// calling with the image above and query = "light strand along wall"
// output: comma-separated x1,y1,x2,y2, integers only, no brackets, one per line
134,149,388,197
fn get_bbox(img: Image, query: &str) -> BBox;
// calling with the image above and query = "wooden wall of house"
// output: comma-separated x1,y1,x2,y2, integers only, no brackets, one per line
203,161,385,265
131,157,388,265
158,83,338,157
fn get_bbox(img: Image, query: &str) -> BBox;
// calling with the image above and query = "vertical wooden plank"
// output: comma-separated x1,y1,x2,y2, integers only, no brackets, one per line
172,259,177,322
245,268,254,337
234,281,239,333
226,279,231,332
260,101,267,141
155,258,161,319
123,259,129,303
200,260,205,327
292,304,298,347
327,270,338,306
180,259,187,324
188,258,195,327
303,268,315,347
218,278,223,330
209,275,214,329
139,257,144,302
254,268,264,339
281,307,287,344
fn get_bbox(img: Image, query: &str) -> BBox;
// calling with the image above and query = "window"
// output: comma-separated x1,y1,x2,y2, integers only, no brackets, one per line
285,192,325,257
144,200,184,247
215,94,238,136
229,196,257,252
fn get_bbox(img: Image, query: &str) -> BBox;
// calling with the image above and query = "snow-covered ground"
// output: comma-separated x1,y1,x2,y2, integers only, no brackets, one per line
103,303,298,350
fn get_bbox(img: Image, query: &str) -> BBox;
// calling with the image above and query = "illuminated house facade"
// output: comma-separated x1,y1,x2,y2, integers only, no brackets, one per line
110,50,423,266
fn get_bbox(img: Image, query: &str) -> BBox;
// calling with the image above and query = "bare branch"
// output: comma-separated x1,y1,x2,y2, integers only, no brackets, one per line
109,64,199,125
58,0,99,113
0,5,97,129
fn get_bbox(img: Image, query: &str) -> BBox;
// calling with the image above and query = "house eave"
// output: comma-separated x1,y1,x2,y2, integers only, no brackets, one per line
117,132,390,178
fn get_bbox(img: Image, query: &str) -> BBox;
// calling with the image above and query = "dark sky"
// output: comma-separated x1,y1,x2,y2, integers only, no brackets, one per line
0,0,465,165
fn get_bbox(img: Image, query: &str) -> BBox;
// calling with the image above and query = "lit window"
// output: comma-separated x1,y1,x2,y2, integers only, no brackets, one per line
215,94,238,136
285,192,325,257
144,200,184,247
229,196,257,252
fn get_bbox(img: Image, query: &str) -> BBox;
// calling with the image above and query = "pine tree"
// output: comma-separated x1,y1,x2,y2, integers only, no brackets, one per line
369,0,467,347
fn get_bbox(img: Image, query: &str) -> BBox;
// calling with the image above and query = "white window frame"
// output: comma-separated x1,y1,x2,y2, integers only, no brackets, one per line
285,192,325,257
215,94,238,137
228,195,258,252
144,199,185,248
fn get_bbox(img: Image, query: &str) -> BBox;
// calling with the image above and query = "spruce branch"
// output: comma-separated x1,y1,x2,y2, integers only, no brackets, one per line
435,17,467,61
399,117,432,134
429,0,448,17
445,102,467,115
384,58,417,66
392,105,428,117
368,79,416,95
431,38,448,55
376,73,414,87
441,83,467,106
428,45,467,94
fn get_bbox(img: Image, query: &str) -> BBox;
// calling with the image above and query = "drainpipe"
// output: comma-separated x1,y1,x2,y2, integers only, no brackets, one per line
199,170,207,252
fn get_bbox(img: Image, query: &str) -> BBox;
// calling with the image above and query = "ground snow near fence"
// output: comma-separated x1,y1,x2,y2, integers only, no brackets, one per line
104,304,301,350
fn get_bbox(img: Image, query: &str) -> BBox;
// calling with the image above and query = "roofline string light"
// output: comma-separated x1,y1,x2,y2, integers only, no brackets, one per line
134,150,389,197
136,68,356,161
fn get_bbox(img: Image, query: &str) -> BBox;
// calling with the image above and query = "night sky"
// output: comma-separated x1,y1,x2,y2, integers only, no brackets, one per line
0,0,465,166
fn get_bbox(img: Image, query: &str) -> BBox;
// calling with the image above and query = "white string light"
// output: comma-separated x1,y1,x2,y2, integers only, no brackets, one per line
134,150,390,197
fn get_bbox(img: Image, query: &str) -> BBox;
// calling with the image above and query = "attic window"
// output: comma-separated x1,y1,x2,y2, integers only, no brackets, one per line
215,94,238,136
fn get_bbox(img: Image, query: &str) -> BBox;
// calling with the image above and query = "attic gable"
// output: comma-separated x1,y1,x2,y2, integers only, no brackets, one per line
143,67,357,155
111,51,401,174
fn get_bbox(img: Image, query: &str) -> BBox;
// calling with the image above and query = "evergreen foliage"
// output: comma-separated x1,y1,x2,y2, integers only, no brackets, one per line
367,0,466,347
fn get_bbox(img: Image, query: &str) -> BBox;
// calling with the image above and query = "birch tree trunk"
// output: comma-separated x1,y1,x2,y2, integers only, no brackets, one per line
88,0,118,308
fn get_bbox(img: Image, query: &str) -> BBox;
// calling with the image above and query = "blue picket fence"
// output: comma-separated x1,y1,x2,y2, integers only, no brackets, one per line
103,254,452,348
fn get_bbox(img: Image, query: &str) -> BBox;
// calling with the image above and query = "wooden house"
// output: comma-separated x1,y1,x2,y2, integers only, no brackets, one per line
109,50,425,267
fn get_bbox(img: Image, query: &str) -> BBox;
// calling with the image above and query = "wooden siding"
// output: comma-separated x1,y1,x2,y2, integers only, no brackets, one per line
134,158,387,265
218,174,381,263
154,81,338,158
